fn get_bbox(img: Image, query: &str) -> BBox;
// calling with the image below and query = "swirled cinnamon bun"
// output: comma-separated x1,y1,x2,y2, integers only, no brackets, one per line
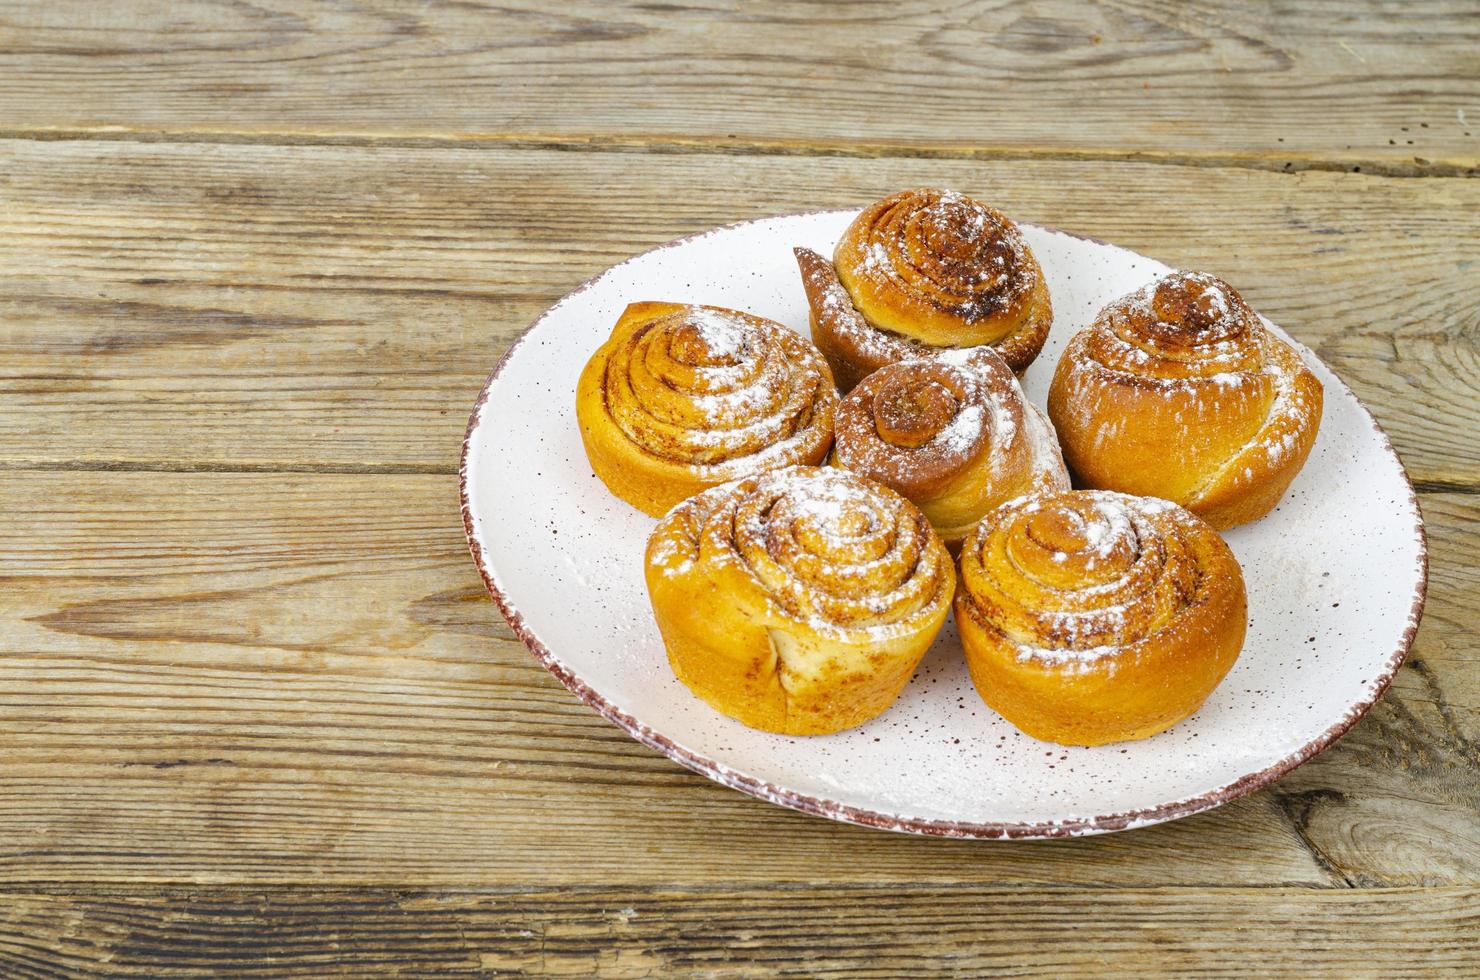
646,466,954,735
795,188,1053,390
1047,272,1323,529
956,490,1247,746
576,302,838,517
831,348,1068,550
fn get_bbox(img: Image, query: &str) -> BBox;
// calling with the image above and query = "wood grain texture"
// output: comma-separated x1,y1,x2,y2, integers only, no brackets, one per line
1268,493,1480,887
2,139,1476,483
0,1,1476,175
1,885,1477,977
0,469,1325,887
3,469,1474,886
0,3,1475,962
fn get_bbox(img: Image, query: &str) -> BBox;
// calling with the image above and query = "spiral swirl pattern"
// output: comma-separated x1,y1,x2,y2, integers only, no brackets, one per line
954,488,1246,745
837,351,1012,490
1047,272,1323,529
655,466,953,640
795,190,1053,389
832,349,1068,545
958,491,1211,666
840,187,1036,334
647,466,954,734
835,188,1045,348
1084,272,1267,382
603,305,835,468
577,302,838,516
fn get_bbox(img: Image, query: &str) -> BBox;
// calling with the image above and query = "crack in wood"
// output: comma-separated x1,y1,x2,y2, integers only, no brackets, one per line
1271,789,1358,888
0,128,1473,179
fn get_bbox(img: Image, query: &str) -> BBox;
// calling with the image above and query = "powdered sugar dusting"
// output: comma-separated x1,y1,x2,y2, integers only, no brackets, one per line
646,522,694,576
1082,497,1132,559
686,305,747,360
1021,402,1070,489
1015,641,1123,671
959,490,1223,671
847,188,1036,327
831,347,1069,545
1053,272,1323,517
649,466,953,643
1199,283,1231,319
599,304,838,480
470,206,1424,836
833,355,1004,490
935,403,984,456
797,190,1050,385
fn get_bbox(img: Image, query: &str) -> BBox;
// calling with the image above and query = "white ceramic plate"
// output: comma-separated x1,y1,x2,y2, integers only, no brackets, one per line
460,210,1427,838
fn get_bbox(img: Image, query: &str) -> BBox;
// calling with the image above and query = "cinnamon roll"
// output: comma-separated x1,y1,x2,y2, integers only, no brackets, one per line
796,188,1053,390
956,490,1247,746
576,302,838,517
1047,272,1323,529
646,466,954,735
831,348,1069,550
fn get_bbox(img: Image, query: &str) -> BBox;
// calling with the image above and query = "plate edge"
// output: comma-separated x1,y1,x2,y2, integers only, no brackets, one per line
457,210,1430,840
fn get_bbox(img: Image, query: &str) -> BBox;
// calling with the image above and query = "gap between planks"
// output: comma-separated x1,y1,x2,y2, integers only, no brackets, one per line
0,459,456,476
1,127,1473,179
0,881,1408,897
7,459,1479,494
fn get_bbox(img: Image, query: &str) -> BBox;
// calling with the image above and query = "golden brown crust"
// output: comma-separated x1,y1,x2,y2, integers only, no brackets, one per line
796,246,929,392
1047,272,1323,530
837,189,1042,346
830,348,1069,549
794,189,1052,388
955,490,1247,746
576,302,838,516
645,466,954,735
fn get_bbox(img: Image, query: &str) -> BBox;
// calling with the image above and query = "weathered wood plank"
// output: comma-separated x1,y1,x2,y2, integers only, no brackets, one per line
1,140,1476,482
0,470,1326,887
1269,492,1480,887
0,1,1475,174
0,885,1476,977
2,471,1474,886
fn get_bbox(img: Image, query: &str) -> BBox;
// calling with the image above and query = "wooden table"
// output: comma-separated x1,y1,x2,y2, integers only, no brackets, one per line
1,2,1475,974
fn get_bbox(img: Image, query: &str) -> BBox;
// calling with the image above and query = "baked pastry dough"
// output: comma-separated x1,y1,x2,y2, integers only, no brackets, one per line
955,489,1246,746
646,466,954,735
1047,272,1323,529
831,348,1069,550
576,302,838,517
796,188,1052,390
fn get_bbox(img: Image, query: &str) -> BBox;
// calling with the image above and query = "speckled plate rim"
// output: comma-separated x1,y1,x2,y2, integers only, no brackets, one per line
459,209,1429,839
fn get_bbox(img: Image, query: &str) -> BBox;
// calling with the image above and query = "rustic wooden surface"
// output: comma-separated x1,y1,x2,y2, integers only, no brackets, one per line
0,1,1475,975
